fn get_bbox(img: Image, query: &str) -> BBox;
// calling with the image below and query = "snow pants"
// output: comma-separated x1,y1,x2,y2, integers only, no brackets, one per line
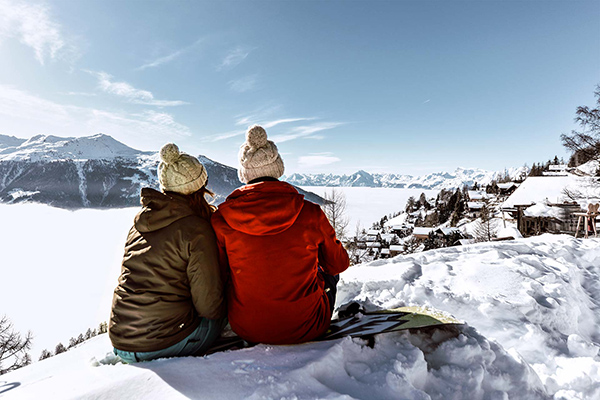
113,317,226,363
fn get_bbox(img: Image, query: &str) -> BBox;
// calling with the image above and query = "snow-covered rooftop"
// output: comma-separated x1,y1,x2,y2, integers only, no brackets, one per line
412,227,433,236
468,190,488,200
497,182,518,190
523,203,563,219
436,227,460,236
501,176,580,209
467,201,484,209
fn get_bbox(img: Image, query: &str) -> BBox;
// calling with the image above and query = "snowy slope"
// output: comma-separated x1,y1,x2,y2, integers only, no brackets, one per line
2,233,599,399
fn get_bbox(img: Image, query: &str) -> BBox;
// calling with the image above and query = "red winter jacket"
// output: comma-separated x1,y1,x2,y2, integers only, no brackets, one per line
211,180,349,344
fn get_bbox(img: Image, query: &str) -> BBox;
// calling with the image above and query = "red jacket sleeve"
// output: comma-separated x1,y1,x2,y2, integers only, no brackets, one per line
316,206,350,275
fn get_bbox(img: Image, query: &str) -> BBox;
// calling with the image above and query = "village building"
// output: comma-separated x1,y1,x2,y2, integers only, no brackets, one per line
497,182,519,196
366,229,382,242
500,175,597,237
467,201,485,219
467,190,489,202
389,245,404,257
412,227,434,240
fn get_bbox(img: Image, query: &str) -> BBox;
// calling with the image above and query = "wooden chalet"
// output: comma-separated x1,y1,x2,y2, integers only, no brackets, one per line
412,227,433,240
500,176,596,237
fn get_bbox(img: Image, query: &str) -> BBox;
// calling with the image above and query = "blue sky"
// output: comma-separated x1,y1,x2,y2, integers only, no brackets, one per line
0,0,598,175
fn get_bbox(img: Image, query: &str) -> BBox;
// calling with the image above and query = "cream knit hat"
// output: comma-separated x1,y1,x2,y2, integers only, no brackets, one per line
157,143,208,195
238,125,285,184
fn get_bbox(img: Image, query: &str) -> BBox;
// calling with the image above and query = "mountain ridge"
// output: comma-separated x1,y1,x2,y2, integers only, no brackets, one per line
0,133,527,208
284,166,527,190
0,133,322,208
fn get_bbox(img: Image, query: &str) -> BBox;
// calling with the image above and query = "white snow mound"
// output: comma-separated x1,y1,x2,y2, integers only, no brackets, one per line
2,235,599,400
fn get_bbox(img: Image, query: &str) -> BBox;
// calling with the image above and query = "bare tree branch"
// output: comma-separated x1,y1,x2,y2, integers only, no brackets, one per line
0,315,32,375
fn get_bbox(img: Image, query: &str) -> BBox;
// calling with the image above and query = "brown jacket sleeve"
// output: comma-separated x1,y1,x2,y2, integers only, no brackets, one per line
316,206,350,275
186,219,226,319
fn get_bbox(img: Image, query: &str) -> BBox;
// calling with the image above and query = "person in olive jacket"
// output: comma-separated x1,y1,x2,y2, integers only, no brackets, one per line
109,143,226,363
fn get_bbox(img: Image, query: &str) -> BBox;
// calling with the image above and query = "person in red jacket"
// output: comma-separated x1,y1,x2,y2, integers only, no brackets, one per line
211,125,350,345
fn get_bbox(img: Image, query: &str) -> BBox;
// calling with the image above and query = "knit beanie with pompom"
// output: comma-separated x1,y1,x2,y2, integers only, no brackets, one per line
238,125,285,184
157,143,208,195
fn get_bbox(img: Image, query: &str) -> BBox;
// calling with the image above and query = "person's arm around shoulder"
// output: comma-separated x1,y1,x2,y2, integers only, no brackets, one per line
312,202,350,275
186,217,226,319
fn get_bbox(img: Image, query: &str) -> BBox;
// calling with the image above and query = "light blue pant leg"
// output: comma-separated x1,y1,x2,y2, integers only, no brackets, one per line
114,318,226,363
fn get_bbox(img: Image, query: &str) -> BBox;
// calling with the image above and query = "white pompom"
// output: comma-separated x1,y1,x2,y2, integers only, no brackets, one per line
246,125,268,148
160,143,180,164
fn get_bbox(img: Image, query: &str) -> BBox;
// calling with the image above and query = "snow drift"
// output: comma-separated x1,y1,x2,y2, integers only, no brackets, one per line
2,234,599,399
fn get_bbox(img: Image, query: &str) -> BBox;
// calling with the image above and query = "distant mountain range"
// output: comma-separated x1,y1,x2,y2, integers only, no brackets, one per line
284,167,528,191
0,133,321,209
0,133,528,209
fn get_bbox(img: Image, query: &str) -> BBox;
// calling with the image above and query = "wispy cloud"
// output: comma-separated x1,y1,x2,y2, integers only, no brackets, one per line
208,114,343,143
60,92,97,97
0,0,73,65
423,99,431,104
218,46,253,70
228,75,257,93
136,38,204,71
262,118,317,129
0,84,191,143
88,71,188,106
270,122,344,143
233,105,283,127
298,152,341,168
200,130,245,142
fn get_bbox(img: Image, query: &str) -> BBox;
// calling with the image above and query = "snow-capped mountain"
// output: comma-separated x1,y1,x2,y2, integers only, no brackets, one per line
0,134,322,209
284,166,528,190
0,133,148,161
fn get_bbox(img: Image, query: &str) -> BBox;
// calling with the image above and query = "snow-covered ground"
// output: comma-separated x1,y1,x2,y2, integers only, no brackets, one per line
2,234,599,399
1,201,599,399
301,186,438,232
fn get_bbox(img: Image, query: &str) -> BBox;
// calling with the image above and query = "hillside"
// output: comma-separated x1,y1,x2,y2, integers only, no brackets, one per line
1,232,598,399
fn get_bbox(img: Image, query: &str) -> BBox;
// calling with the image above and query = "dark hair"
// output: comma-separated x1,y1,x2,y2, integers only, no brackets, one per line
187,186,217,219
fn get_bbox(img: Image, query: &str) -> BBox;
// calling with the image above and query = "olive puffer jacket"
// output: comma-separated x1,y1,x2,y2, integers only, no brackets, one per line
109,188,225,353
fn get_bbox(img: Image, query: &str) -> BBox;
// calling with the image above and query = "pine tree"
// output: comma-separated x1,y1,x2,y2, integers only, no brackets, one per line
405,196,417,213
419,193,431,210
55,343,67,355
473,202,497,242
39,349,53,361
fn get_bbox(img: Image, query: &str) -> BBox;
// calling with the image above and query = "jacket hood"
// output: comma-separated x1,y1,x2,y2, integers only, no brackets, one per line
135,188,195,233
218,181,305,235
